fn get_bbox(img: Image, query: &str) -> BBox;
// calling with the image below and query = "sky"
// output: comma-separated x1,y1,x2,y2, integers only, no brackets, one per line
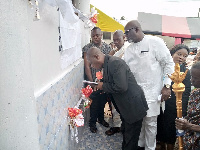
90,0,200,21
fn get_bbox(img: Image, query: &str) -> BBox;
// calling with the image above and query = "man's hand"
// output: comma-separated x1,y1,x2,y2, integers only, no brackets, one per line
96,81,103,90
175,118,190,130
161,87,171,102
93,85,97,91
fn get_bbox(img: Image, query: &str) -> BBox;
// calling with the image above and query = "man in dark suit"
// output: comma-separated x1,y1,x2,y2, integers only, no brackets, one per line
86,47,148,150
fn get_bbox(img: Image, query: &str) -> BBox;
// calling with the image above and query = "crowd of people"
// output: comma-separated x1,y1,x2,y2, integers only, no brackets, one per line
82,20,200,150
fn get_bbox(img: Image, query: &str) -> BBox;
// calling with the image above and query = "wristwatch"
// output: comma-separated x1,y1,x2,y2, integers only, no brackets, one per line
164,84,170,89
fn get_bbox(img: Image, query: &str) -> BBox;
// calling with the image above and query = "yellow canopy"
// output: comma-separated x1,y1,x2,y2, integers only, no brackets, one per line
90,4,124,32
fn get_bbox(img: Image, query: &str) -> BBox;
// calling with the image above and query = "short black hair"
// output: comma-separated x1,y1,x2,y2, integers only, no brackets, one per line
191,61,200,70
170,44,190,56
91,27,101,31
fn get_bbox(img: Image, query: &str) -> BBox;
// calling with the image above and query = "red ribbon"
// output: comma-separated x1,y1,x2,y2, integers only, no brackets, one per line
82,85,93,98
90,14,98,24
68,108,82,118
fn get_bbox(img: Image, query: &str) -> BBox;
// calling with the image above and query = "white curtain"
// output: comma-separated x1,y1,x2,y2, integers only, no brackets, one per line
44,0,83,69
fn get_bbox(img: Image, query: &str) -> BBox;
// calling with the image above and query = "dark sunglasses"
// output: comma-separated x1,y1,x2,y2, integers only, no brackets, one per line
124,28,136,35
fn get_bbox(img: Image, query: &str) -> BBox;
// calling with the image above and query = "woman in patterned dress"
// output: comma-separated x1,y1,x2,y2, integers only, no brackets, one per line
176,62,200,150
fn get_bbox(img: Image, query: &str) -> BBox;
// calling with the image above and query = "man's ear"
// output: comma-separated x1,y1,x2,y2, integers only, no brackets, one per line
94,54,99,60
123,35,126,40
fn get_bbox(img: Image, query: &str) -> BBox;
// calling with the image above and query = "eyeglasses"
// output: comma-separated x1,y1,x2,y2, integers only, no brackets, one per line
124,28,136,35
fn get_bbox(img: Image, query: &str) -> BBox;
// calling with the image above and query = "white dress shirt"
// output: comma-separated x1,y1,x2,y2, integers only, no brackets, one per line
124,35,174,117
114,42,130,58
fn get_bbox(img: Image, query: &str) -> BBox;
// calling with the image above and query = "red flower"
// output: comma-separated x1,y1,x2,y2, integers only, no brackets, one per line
68,108,82,118
90,14,98,23
82,85,93,98
96,71,103,80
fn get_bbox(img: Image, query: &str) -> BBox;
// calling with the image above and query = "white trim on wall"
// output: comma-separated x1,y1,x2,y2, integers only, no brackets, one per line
34,58,83,98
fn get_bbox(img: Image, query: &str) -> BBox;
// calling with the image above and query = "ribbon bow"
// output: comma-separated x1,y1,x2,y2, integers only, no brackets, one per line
90,14,97,23
82,85,93,98
68,108,82,118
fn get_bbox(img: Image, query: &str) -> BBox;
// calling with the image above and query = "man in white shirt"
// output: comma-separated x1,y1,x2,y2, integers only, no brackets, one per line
109,30,129,58
124,20,174,150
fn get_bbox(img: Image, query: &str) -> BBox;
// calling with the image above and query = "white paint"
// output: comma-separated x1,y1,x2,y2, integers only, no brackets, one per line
73,0,91,45
0,0,91,149
34,58,83,98
31,1,90,94
30,2,61,94
0,1,40,149
73,0,90,14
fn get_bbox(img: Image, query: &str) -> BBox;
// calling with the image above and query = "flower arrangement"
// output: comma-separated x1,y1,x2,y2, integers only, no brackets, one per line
90,14,97,24
90,7,98,24
82,85,93,98
68,107,84,128
84,7,98,28
81,85,93,108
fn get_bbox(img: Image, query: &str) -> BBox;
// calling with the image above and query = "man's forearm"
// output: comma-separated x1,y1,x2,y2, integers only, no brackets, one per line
188,123,200,132
85,67,93,81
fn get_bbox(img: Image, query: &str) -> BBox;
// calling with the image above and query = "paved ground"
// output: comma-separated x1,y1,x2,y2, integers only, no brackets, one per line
78,103,123,150
77,103,164,150
78,118,123,150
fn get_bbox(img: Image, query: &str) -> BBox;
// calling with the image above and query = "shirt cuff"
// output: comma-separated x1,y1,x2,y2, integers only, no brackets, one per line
163,76,171,85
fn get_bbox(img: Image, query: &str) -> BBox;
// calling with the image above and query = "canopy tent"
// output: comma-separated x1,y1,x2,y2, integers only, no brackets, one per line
90,4,124,32
138,12,200,40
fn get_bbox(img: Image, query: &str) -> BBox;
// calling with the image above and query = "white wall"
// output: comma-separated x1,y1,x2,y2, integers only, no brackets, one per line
0,0,91,149
0,0,89,150
30,1,90,97
74,0,91,47
73,0,90,14
0,1,40,149
30,2,61,97
31,0,91,149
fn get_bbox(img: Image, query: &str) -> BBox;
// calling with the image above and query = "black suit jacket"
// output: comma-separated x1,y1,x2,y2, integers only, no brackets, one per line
102,55,148,124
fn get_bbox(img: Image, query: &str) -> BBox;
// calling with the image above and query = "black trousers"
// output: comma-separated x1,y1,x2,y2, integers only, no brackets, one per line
110,94,143,150
157,107,177,144
89,91,107,126
121,117,143,150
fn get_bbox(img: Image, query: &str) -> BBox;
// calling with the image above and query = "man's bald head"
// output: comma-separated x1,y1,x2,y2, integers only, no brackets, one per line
87,47,103,58
113,30,124,37
86,47,105,69
125,20,142,30
124,20,144,43
113,30,125,49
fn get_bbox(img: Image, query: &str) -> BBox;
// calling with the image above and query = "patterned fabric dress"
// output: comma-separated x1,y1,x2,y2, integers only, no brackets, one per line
184,88,200,150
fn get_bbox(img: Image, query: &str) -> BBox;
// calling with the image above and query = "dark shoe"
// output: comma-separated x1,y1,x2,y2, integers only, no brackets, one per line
97,120,109,127
105,127,120,136
90,126,97,133
137,146,145,150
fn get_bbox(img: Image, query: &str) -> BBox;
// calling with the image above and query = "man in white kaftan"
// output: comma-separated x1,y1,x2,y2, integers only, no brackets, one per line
124,20,174,150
